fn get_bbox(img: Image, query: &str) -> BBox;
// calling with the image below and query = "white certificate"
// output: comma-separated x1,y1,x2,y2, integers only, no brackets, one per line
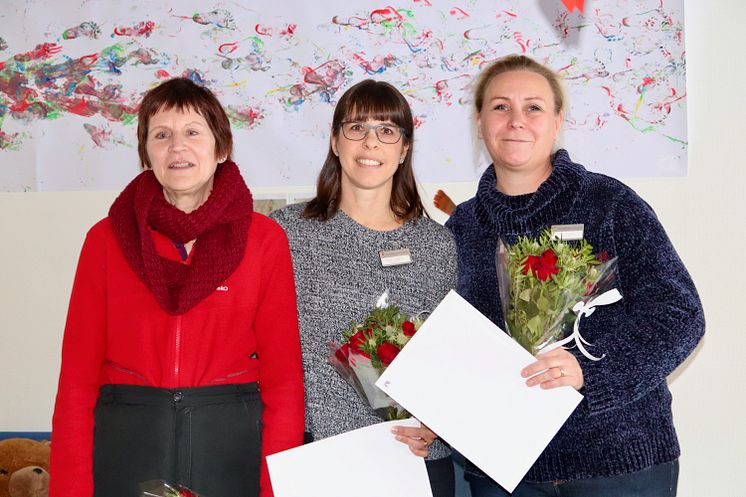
376,290,583,492
267,418,433,497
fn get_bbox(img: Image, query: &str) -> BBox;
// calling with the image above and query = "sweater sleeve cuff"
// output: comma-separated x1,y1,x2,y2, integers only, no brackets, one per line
580,370,619,415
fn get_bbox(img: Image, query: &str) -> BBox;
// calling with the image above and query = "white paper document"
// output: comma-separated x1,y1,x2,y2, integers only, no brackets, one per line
376,290,583,492
267,418,433,497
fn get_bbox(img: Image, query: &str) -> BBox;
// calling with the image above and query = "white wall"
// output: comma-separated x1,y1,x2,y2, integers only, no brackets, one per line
0,2,743,494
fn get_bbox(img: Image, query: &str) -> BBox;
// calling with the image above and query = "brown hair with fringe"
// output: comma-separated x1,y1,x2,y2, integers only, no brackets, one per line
303,79,425,222
137,77,233,169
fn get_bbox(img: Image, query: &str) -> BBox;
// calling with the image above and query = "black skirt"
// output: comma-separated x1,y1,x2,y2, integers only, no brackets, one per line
93,383,262,497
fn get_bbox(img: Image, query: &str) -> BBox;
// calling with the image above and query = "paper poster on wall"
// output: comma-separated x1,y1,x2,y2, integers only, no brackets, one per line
0,0,688,191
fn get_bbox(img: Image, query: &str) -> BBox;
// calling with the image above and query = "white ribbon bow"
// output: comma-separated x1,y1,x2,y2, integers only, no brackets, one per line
547,289,623,361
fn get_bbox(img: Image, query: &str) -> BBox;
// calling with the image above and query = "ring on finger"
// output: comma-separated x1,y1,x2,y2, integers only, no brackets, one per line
558,367,567,377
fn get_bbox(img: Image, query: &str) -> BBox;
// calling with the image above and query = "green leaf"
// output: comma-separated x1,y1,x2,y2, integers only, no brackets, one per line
526,314,543,337
536,296,549,311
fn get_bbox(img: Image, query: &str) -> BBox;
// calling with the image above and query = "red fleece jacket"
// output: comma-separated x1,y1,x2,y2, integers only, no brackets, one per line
50,213,304,497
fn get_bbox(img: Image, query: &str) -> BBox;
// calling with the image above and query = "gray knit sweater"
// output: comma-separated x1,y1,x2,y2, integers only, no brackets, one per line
271,203,457,460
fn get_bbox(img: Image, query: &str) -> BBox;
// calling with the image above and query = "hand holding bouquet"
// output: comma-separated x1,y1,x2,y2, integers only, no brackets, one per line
497,228,621,359
328,292,424,420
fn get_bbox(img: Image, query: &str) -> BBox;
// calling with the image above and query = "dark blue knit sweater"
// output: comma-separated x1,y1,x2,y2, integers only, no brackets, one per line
446,149,705,483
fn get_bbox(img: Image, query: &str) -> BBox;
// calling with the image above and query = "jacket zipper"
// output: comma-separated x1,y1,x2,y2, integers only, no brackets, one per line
174,315,182,385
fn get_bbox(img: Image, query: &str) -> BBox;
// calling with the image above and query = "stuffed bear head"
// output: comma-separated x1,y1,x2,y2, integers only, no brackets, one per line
0,439,50,497
8,467,49,497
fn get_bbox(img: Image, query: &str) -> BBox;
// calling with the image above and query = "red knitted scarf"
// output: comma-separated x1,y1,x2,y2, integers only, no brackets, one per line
109,161,253,315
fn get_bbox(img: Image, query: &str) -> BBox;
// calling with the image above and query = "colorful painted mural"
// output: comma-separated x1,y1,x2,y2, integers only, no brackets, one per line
0,0,687,191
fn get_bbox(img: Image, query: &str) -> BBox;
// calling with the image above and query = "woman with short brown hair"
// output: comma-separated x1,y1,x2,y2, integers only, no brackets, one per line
50,77,304,497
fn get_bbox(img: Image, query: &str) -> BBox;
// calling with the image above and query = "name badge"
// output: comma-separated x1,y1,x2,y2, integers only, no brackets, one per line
380,248,412,267
550,224,584,241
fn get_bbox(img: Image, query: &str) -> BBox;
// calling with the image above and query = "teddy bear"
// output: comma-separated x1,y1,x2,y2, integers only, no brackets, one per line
8,467,48,497
0,438,50,497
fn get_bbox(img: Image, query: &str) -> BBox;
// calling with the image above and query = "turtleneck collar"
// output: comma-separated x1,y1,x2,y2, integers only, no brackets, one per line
474,149,586,235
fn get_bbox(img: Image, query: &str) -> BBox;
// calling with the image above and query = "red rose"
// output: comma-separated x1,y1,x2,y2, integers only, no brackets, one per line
522,249,559,281
348,330,371,358
377,342,401,366
522,254,540,276
536,249,559,280
597,250,609,263
335,343,350,363
175,487,199,497
402,320,416,337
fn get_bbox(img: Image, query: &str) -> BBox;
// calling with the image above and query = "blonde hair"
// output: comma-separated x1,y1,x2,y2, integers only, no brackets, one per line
473,55,565,114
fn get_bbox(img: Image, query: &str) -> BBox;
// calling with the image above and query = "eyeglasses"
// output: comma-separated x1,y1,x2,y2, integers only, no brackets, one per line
339,121,406,144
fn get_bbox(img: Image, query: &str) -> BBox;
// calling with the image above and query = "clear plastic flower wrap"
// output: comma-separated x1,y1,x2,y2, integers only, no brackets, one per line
496,228,622,359
140,480,202,497
328,291,425,420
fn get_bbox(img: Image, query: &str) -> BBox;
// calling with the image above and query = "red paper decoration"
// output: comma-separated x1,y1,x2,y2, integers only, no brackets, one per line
561,0,585,13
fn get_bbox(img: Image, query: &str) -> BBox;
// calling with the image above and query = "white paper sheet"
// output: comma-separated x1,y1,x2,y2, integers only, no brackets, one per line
375,290,583,492
267,418,433,497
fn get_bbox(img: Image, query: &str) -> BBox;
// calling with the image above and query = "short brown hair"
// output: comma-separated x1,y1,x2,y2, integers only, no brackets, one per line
137,78,233,169
304,79,425,222
473,55,565,115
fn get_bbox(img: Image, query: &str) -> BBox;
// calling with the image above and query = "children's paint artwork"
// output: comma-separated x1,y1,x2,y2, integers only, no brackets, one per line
0,0,687,191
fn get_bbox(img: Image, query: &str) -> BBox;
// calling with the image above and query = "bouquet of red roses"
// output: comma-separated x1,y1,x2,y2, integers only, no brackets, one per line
328,292,424,420
140,480,201,497
496,228,621,359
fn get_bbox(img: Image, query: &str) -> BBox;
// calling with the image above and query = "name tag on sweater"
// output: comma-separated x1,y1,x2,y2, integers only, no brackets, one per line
379,248,412,267
550,224,584,241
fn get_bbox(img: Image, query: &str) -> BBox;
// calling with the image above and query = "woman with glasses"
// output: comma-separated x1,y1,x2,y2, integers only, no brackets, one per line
271,79,457,497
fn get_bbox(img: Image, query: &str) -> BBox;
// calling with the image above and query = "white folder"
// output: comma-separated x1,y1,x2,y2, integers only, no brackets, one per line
267,418,433,497
376,290,583,492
